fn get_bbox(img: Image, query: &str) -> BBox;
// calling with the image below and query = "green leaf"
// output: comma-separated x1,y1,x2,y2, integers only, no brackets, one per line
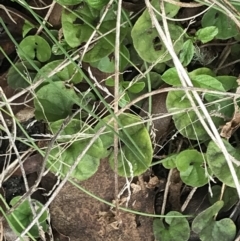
133,72,164,90
17,35,51,62
216,76,238,91
128,82,145,93
202,9,239,40
162,67,181,86
153,211,190,241
192,201,236,241
95,113,143,150
206,139,240,188
234,33,240,41
119,89,131,108
160,0,180,17
147,0,180,19
211,98,234,120
189,67,215,78
191,75,225,101
61,5,98,48
91,45,130,72
209,185,238,212
34,81,78,121
48,119,105,180
85,0,108,9
95,113,153,177
122,81,145,93
105,77,114,86
231,43,240,58
164,69,226,136
109,127,152,176
179,39,195,66
50,119,105,158
91,56,114,73
52,40,72,55
7,196,48,238
22,20,35,38
48,144,100,181
56,0,82,5
128,44,143,66
162,154,178,169
192,75,224,91
151,62,166,74
131,0,183,63
34,60,83,84
119,45,131,71
176,150,208,187
132,19,184,63
7,61,41,89
166,91,206,140
167,90,224,140
196,26,218,43
83,21,128,62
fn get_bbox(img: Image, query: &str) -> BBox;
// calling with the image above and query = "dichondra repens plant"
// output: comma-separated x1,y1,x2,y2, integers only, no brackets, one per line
1,0,240,240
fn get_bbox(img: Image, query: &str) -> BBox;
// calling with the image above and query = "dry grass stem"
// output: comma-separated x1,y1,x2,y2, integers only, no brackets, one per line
36,1,56,34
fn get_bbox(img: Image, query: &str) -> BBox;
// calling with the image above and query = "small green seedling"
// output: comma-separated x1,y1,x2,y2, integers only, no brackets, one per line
6,196,49,238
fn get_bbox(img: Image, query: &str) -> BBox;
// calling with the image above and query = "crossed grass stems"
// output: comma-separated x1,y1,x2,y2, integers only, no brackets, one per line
0,0,240,239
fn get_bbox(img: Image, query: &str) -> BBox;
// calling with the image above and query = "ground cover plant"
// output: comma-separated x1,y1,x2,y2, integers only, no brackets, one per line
0,0,240,240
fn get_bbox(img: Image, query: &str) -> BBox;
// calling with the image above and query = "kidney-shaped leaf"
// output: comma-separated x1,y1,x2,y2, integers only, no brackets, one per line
34,60,83,84
62,5,98,47
192,201,236,241
206,139,240,187
132,18,183,63
17,36,51,62
95,113,153,177
7,60,41,89
47,119,105,181
166,91,207,140
131,0,183,63
209,185,238,212
34,81,79,122
162,154,178,169
7,196,48,238
109,126,152,177
166,90,224,141
153,211,190,241
91,45,130,72
161,0,180,17
176,150,208,187
83,21,128,63
48,145,100,181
